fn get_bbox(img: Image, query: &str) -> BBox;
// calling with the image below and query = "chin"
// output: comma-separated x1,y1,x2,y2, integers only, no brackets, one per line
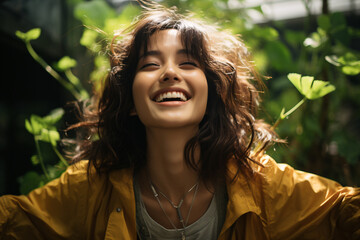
148,118,203,129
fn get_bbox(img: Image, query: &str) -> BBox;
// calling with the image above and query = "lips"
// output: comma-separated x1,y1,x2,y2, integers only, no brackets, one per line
152,88,191,103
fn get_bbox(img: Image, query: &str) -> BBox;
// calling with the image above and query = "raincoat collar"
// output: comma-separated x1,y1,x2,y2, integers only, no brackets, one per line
108,164,261,239
219,163,262,237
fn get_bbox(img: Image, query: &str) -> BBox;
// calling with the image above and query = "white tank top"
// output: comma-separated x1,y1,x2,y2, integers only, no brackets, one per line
134,177,227,240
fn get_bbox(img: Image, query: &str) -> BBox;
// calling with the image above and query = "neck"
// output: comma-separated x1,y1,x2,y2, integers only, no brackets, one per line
144,126,200,202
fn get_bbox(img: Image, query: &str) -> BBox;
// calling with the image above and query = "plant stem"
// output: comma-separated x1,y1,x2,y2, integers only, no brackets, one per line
271,98,307,131
46,131,69,168
283,98,307,119
34,137,50,180
52,146,69,167
253,98,307,154
25,41,83,100
65,70,89,99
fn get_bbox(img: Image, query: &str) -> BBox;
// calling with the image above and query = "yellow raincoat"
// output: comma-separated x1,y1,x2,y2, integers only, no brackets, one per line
0,155,359,239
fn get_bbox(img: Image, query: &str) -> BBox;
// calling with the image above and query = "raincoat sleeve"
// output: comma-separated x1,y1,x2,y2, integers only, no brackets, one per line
0,161,89,239
258,155,360,239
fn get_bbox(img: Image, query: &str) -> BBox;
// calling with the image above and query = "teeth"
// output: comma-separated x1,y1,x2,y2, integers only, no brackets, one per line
155,91,188,102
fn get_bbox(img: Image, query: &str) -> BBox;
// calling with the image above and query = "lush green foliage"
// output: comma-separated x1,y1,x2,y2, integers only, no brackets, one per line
17,0,359,193
19,109,68,194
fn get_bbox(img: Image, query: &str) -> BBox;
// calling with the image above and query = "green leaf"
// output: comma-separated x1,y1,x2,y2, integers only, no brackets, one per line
15,28,41,42
253,51,268,73
325,55,341,66
304,28,328,49
106,3,141,33
330,12,346,28
252,26,279,41
42,108,64,125
342,65,360,75
317,15,331,31
307,80,335,99
25,119,34,134
300,76,313,97
287,73,336,100
47,165,66,179
80,29,99,48
287,73,302,93
339,52,357,63
37,129,50,142
37,128,60,146
74,0,116,28
265,41,293,72
331,27,350,46
304,31,327,48
327,53,360,75
250,5,264,14
18,171,43,195
31,155,40,165
29,115,46,135
329,13,349,46
284,30,306,48
48,130,60,146
55,56,77,71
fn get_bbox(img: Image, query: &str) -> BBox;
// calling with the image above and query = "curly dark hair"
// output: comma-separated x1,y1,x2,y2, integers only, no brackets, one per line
68,0,277,184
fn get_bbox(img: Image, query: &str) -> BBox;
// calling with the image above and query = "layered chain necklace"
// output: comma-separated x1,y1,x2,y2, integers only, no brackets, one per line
149,180,199,240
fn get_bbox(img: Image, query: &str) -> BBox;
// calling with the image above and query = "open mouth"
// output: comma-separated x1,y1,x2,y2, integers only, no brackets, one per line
153,91,190,103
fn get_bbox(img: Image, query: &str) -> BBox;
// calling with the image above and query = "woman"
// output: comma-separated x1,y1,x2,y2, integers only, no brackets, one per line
0,1,359,239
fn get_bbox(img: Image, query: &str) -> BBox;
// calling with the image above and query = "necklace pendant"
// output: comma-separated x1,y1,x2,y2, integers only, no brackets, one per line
181,232,186,240
177,208,184,223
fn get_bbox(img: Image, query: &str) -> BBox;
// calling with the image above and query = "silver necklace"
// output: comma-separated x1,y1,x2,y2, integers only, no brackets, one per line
149,180,199,240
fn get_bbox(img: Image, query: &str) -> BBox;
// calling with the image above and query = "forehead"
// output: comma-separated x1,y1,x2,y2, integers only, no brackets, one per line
146,29,183,50
137,28,204,65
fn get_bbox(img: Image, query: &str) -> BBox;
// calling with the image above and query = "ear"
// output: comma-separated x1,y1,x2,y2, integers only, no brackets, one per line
129,108,137,116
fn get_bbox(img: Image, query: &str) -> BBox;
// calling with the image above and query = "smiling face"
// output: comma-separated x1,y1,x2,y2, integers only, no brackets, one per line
132,29,208,129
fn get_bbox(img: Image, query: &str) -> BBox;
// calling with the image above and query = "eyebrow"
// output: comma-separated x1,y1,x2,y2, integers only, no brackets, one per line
139,49,190,60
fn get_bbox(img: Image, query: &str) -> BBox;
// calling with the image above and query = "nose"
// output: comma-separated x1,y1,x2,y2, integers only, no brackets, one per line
160,62,180,82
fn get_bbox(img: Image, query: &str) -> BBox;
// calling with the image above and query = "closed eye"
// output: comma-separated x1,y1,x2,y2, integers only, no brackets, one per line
140,63,159,70
180,61,198,67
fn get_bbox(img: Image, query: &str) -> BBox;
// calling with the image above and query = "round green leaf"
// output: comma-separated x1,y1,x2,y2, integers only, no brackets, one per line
49,130,60,146
30,115,46,135
56,56,77,71
15,28,41,42
80,29,99,48
31,155,40,165
342,66,360,75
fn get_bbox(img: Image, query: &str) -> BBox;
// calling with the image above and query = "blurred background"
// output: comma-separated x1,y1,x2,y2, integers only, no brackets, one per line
0,0,359,195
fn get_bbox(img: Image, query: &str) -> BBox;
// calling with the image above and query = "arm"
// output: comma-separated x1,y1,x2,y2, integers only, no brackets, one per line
257,156,359,239
0,161,89,239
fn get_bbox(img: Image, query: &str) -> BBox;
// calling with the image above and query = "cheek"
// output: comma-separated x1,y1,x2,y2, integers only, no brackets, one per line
194,74,209,116
197,73,208,99
132,75,148,104
131,80,147,120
